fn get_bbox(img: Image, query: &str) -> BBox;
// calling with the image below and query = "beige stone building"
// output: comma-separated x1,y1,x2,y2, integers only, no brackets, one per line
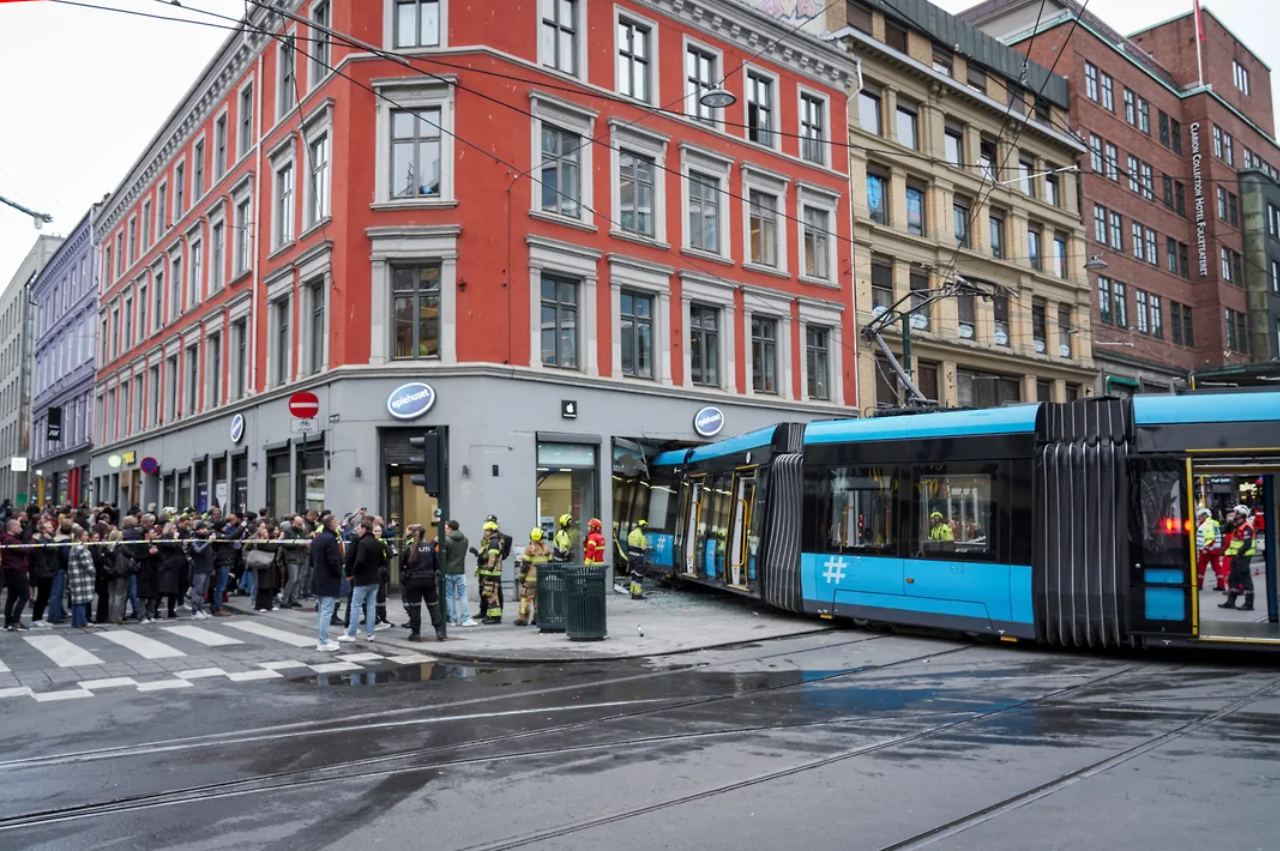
822,0,1096,409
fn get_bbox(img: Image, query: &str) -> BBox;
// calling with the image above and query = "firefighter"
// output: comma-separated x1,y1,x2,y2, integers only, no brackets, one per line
928,511,954,542
515,529,552,627
483,515,512,617
552,514,575,562
470,522,504,624
584,518,606,566
626,519,648,600
1219,505,1257,611
1195,507,1225,591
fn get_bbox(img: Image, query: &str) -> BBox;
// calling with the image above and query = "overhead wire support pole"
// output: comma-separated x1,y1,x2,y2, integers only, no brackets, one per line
0,193,53,229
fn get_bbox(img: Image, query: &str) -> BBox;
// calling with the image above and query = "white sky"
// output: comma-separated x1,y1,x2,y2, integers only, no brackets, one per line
0,0,1278,277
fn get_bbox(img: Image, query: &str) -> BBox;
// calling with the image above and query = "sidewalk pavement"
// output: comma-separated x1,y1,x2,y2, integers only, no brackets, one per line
224,583,832,663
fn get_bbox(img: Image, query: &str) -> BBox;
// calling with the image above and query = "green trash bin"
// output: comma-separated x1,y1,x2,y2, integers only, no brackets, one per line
536,564,569,633
565,565,608,641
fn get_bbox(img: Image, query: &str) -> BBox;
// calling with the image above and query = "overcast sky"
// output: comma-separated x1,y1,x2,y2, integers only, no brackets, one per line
0,0,1277,278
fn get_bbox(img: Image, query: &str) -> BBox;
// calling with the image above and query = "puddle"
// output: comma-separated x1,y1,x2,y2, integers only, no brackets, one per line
292,661,504,687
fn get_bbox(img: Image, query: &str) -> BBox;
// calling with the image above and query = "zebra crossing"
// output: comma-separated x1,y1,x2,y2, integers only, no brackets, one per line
0,621,435,701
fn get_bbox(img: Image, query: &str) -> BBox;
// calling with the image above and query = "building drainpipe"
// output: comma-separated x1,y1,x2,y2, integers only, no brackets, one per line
249,52,265,396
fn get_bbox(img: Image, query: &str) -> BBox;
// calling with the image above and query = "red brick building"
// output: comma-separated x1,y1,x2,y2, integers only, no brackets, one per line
962,0,1280,394
89,0,858,539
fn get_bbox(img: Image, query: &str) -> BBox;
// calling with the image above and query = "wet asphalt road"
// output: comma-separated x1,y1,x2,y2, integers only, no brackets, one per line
3,629,1278,851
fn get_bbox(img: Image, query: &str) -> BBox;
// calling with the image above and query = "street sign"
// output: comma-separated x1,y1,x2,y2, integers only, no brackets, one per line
140,457,159,475
288,391,320,419
290,418,319,435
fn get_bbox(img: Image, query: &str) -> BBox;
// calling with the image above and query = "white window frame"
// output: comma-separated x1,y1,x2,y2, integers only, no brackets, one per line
741,162,791,275
742,64,779,151
609,119,668,246
237,78,256,163
683,35,725,128
609,255,674,385
743,287,792,400
797,84,831,168
537,0,587,79
310,0,332,89
191,134,207,202
297,244,332,374
166,246,184,321
266,270,295,389
798,297,845,405
529,90,597,228
679,271,736,392
276,28,298,122
382,0,448,50
614,7,658,105
302,101,334,230
186,218,205,309
679,141,733,259
796,181,839,286
368,224,459,366
526,234,601,375
203,313,225,410
172,157,187,220
270,141,297,251
231,187,253,278
373,76,456,207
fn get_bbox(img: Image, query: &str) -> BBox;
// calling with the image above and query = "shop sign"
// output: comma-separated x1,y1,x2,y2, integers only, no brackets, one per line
1189,122,1208,277
230,414,245,444
387,382,437,420
561,400,578,419
10,456,27,473
694,406,725,437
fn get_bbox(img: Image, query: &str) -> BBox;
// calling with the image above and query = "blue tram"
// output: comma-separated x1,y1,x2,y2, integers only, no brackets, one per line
637,393,1280,650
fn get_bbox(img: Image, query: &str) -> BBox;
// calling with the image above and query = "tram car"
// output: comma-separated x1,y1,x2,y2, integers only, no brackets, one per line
634,392,1280,650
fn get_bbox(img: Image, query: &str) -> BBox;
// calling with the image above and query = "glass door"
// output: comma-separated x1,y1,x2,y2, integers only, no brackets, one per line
682,479,702,577
727,472,756,590
1128,457,1195,636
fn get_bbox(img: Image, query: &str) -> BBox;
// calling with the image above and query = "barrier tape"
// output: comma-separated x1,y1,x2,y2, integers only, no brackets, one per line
0,539,320,550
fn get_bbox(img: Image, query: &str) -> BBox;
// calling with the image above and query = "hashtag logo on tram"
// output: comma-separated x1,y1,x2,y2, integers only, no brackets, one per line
822,556,848,585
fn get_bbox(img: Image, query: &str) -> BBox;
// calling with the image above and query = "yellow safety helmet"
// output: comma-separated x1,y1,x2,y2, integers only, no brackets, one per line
930,511,944,521
558,513,573,528
483,521,498,532
530,528,543,542
637,519,648,528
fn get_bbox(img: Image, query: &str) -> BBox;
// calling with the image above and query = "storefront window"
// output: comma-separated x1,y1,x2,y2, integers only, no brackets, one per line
178,470,192,510
232,454,248,516
213,457,228,514
536,442,597,555
296,441,325,514
266,451,290,520
194,460,209,514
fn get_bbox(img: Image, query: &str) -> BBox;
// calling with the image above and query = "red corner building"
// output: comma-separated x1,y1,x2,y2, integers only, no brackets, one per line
961,1,1280,394
89,0,859,533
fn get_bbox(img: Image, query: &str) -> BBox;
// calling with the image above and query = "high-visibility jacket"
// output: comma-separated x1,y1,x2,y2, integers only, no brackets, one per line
929,524,954,541
520,544,551,583
552,528,573,562
584,531,606,564
1225,521,1256,557
627,527,647,562
477,537,504,576
1196,518,1222,550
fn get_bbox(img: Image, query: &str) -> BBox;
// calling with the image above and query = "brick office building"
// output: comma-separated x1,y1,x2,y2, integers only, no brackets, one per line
89,1,858,546
962,1,1280,393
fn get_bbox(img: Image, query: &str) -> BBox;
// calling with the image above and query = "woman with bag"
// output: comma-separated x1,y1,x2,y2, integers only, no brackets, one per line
67,527,97,629
247,524,281,612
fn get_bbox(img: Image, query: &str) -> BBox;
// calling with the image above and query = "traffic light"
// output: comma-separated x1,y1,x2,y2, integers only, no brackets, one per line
408,432,441,496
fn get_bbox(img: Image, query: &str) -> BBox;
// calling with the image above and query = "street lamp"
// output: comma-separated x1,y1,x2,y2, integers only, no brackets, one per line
698,86,736,108
1084,254,1109,271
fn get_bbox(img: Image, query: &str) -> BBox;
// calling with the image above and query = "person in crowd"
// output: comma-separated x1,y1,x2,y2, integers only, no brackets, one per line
472,522,505,624
928,511,954,542
106,528,132,625
91,529,111,624
28,518,55,627
515,528,552,627
157,522,188,619
1220,505,1257,611
67,527,97,630
342,518,384,642
373,521,397,631
584,518,606,567
401,524,445,642
187,523,214,620
47,520,73,625
441,519,476,627
279,515,309,609
210,514,244,617
1,518,32,631
552,514,575,563
311,513,344,651
137,525,162,623
627,519,649,601
248,524,281,612
1195,507,1226,592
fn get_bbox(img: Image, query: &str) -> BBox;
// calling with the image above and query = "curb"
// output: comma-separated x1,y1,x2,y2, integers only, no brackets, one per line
220,598,835,664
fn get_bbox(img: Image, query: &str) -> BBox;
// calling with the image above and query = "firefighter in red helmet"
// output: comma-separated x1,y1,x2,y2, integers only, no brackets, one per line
584,518,606,566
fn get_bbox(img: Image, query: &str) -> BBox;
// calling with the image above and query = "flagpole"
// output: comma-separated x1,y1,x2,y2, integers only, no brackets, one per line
1194,0,1205,87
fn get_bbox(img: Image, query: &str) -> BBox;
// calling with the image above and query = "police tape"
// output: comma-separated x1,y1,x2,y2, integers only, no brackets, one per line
0,539,319,549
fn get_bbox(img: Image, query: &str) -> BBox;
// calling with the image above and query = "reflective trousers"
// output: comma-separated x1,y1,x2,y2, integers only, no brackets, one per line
1197,548,1226,589
515,580,537,625
479,572,502,620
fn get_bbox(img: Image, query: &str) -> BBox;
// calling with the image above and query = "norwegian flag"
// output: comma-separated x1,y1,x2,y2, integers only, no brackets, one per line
1193,0,1207,42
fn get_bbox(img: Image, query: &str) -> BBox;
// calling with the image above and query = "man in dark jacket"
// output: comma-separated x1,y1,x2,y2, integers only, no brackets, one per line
279,516,309,609
441,521,476,627
341,518,384,642
311,514,344,651
1,519,31,630
188,523,215,620
210,515,245,617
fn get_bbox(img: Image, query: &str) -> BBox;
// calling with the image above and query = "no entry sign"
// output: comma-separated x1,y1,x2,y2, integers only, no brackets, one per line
288,391,320,419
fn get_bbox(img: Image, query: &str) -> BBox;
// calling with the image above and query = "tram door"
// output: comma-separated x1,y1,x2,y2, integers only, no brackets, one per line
681,480,702,577
1127,457,1196,637
727,473,756,590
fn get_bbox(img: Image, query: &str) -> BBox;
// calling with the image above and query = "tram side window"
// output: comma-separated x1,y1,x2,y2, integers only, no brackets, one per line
698,473,735,577
1136,468,1187,560
826,466,896,553
916,471,993,557
645,480,679,532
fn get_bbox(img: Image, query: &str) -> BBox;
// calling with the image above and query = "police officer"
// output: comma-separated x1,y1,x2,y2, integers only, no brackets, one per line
552,514,575,563
1220,505,1257,611
626,519,648,600
515,529,552,627
401,525,445,642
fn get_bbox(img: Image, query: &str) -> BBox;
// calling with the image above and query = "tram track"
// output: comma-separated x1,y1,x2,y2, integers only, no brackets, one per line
0,636,980,832
0,646,1130,835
